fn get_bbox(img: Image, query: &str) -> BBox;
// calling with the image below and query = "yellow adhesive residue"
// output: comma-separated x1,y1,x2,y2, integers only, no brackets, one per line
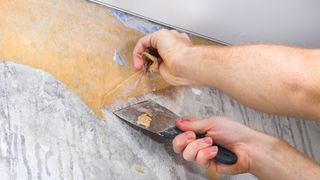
142,52,160,73
0,0,169,118
137,113,152,128
0,0,221,179
0,0,219,121
134,165,145,174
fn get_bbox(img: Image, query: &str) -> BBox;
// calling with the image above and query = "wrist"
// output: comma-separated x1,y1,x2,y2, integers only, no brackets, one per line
249,131,320,179
181,46,215,86
184,45,226,86
249,131,286,178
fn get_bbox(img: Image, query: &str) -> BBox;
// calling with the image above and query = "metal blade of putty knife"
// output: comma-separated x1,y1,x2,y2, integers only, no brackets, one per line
113,100,179,137
113,100,237,165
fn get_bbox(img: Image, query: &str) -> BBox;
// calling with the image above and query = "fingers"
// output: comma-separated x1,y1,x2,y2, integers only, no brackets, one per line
183,137,213,161
172,131,196,153
173,133,220,171
133,34,152,70
173,132,218,164
159,63,176,85
173,132,243,174
132,29,191,70
173,117,250,175
159,63,187,86
196,148,241,175
180,33,190,41
132,29,167,70
196,146,218,168
176,118,217,134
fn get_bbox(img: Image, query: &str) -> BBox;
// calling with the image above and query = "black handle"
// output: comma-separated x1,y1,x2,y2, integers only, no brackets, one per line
159,127,237,165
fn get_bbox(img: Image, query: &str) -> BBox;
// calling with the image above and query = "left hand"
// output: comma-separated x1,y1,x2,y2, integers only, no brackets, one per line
132,29,198,85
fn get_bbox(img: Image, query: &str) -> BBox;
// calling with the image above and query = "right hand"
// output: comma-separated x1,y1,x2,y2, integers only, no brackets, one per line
133,29,197,86
173,117,257,175
173,117,320,179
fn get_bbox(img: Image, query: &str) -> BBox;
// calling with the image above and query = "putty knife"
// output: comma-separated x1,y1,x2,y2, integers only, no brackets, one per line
113,100,237,165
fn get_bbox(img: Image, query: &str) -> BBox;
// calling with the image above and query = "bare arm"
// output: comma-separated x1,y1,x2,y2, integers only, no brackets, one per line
133,30,320,178
133,30,320,120
186,45,320,120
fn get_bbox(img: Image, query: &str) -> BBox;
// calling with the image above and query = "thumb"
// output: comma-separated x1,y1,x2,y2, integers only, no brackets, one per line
159,63,180,86
176,118,217,134
159,63,191,86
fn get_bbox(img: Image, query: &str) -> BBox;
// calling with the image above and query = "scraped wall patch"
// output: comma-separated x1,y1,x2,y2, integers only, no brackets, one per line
111,10,162,34
113,50,128,67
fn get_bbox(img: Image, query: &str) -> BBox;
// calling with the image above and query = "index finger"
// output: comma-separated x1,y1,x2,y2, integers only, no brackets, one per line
132,34,153,70
133,30,166,70
176,118,213,134
172,131,196,153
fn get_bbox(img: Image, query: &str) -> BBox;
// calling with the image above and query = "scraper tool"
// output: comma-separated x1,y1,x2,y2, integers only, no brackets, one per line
113,100,237,165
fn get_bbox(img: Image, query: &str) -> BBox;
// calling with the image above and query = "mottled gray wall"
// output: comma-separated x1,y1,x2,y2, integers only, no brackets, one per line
1,61,319,180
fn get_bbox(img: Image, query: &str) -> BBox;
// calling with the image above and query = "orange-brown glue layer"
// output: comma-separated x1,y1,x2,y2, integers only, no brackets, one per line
0,0,166,118
0,0,218,120
0,0,220,179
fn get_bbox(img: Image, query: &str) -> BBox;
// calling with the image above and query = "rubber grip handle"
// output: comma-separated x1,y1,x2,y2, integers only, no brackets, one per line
160,127,237,165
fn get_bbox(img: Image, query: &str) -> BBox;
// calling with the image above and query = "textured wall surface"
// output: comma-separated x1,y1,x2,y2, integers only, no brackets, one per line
0,1,319,180
0,61,210,180
1,60,320,180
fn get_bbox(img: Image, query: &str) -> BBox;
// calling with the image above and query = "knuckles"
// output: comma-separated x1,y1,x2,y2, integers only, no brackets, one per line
182,150,194,161
182,140,202,161
172,136,188,153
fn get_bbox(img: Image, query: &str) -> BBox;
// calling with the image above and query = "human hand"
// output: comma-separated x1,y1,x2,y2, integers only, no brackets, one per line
133,29,197,86
173,117,257,174
173,117,320,179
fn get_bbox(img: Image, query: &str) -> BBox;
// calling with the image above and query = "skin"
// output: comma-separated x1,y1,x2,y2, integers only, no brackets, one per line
174,117,320,179
133,30,320,120
132,29,320,179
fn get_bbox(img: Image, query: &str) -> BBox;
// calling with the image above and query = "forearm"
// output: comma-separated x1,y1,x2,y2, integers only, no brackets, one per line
185,45,320,120
250,132,320,180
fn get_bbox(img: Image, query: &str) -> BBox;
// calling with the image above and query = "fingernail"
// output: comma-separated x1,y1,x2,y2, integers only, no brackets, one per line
177,118,192,124
186,131,194,139
203,137,212,145
210,146,218,155
176,119,182,122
